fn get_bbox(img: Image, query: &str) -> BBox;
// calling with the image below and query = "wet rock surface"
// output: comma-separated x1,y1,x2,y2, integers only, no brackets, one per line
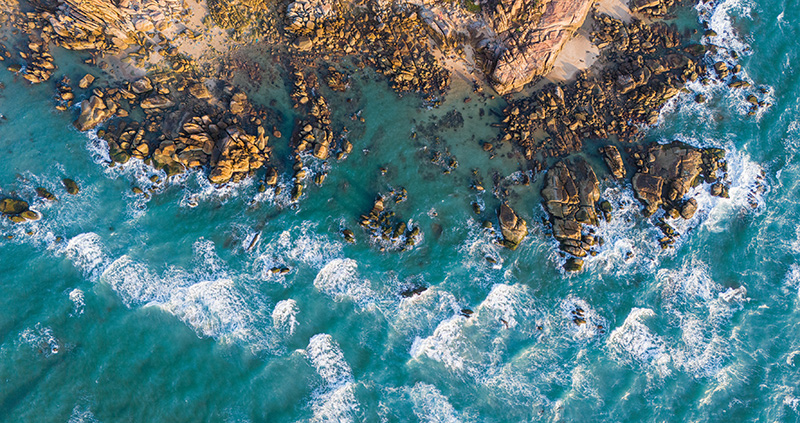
631,141,728,217
501,14,705,160
358,191,422,252
541,157,601,268
498,202,527,250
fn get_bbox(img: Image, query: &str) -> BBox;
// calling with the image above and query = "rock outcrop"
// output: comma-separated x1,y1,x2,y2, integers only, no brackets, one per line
498,203,527,250
74,95,114,131
631,141,729,248
490,0,594,95
0,197,38,223
501,14,704,159
43,0,183,52
541,158,601,269
359,192,421,251
631,141,727,217
599,145,626,179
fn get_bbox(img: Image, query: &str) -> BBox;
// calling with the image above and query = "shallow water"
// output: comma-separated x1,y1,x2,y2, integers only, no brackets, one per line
2,0,800,421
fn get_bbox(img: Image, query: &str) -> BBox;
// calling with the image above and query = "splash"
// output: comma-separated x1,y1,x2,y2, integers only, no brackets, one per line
607,308,671,376
306,334,359,423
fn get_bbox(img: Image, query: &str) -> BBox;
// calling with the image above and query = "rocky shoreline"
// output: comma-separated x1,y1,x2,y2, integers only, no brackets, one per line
0,0,763,266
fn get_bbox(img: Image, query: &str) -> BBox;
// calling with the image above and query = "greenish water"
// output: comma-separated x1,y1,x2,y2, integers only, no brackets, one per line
2,0,800,421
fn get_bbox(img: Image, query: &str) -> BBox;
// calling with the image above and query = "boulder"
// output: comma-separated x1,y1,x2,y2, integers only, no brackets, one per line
74,95,113,131
140,95,175,109
0,198,29,215
78,74,94,89
189,83,212,99
498,203,528,250
131,77,153,94
62,178,80,195
293,36,313,51
632,142,706,216
679,198,698,219
541,158,601,259
600,145,626,179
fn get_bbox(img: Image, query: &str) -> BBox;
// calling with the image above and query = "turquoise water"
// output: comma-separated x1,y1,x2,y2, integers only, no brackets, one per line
2,0,800,421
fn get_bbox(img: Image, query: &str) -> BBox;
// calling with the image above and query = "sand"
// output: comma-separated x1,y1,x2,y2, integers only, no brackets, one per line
544,0,633,83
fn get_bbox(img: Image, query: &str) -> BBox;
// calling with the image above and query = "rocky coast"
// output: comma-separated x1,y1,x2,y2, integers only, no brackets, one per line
0,0,759,266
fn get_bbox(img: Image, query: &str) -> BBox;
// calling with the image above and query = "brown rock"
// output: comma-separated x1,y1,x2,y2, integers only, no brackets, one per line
600,145,626,179
74,95,112,131
498,203,528,250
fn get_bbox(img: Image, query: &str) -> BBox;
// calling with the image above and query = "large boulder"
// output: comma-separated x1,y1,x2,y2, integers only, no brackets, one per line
74,95,113,131
140,95,175,109
498,203,528,250
600,145,626,179
541,158,601,269
490,0,595,94
130,77,153,94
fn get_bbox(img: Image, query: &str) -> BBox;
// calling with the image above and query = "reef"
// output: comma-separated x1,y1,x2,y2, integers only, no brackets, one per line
0,0,764,269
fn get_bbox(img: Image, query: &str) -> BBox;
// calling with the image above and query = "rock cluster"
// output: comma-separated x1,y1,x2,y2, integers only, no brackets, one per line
284,3,450,98
359,192,421,251
628,142,728,247
79,73,275,186
21,32,56,83
54,76,74,111
541,158,602,270
290,71,335,161
631,141,728,218
43,0,183,52
0,197,39,223
501,14,704,160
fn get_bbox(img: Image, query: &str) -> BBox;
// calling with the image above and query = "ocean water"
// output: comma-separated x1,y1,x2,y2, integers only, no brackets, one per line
1,0,800,421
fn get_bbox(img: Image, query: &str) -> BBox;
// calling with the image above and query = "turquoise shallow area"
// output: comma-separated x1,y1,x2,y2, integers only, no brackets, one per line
2,0,800,421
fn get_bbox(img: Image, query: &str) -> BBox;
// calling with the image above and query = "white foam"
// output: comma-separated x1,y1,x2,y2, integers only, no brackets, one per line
272,299,299,336
68,405,101,423
62,233,110,280
77,238,277,352
410,315,469,371
254,222,343,281
391,287,462,339
559,296,608,340
157,278,253,343
475,284,543,335
69,288,85,315
406,382,462,423
456,219,506,276
584,187,665,275
784,264,800,298
655,258,746,377
310,382,359,423
784,395,800,413
307,334,354,386
696,0,753,56
313,258,377,310
19,323,60,356
606,308,671,376
306,334,359,423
